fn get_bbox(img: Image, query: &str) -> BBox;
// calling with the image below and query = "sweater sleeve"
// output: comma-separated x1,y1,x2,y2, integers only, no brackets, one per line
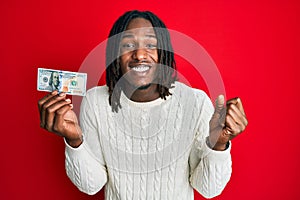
189,92,232,199
65,91,108,195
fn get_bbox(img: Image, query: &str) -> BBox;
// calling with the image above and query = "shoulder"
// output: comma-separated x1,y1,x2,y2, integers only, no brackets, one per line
173,81,210,101
173,81,214,112
85,85,109,97
80,85,110,117
83,85,109,105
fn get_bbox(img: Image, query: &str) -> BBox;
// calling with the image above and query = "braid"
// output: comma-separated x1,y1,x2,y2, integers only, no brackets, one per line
106,10,177,112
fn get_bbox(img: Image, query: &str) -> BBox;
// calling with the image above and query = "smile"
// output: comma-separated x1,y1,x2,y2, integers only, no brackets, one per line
131,65,150,72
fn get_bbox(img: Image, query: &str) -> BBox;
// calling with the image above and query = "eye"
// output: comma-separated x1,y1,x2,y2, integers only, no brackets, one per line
145,43,157,49
121,43,136,50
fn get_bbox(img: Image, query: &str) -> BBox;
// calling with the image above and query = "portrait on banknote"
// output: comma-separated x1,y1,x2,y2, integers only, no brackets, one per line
45,71,61,91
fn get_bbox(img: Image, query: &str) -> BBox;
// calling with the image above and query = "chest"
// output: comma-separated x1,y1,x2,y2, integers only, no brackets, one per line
98,94,201,173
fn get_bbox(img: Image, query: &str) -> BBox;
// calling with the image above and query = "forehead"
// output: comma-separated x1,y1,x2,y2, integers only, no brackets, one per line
124,18,155,35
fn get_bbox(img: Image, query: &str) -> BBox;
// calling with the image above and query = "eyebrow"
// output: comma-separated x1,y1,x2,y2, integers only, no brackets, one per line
121,34,157,39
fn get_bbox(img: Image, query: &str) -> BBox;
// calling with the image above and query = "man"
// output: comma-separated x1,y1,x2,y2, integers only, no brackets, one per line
38,10,248,199
46,71,60,91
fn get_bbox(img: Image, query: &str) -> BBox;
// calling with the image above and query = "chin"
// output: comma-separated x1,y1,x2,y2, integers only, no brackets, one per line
126,78,152,88
137,83,152,90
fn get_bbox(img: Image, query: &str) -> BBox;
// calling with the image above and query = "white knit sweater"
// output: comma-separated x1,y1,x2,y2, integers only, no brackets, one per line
65,81,232,200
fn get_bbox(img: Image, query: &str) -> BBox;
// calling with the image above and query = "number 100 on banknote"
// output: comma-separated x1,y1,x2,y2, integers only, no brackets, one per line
37,68,87,96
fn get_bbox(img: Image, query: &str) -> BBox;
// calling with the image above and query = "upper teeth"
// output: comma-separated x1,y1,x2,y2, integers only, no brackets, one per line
132,66,150,72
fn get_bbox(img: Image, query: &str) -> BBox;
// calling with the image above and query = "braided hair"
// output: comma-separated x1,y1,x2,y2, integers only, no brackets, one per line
106,10,177,112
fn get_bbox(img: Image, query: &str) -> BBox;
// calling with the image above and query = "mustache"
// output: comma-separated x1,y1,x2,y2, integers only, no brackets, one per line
129,59,152,64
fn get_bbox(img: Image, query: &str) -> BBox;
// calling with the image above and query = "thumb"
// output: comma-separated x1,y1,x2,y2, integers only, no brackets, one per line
214,94,225,113
210,94,226,129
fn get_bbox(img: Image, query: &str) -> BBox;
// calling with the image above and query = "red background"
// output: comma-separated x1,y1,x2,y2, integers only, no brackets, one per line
1,0,299,199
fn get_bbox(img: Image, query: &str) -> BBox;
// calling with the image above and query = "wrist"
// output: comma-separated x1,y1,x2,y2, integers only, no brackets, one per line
212,142,228,151
65,136,83,148
207,137,229,151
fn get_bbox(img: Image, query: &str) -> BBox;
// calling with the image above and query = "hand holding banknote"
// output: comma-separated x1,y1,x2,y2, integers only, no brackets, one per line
38,90,83,148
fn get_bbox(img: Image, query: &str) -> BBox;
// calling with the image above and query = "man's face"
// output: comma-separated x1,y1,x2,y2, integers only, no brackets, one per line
52,72,59,87
119,18,159,89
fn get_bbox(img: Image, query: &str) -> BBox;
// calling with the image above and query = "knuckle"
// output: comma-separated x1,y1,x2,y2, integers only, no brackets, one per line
228,103,235,110
227,109,233,116
56,110,62,115
238,125,243,132
225,115,231,121
37,100,43,107
42,103,48,110
238,124,245,132
239,127,244,133
56,107,64,115
232,128,239,134
46,107,54,114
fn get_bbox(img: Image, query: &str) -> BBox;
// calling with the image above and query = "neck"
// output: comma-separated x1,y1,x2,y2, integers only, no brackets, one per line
123,83,160,102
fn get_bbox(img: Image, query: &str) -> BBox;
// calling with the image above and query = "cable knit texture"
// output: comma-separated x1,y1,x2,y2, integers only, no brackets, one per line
65,81,232,199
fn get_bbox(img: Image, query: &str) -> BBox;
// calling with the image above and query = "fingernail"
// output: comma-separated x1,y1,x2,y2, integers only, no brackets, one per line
69,104,73,108
65,99,71,102
219,95,225,102
51,90,58,95
59,92,65,97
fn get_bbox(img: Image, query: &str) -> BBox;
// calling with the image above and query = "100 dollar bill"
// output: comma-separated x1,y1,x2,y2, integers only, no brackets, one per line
37,68,87,96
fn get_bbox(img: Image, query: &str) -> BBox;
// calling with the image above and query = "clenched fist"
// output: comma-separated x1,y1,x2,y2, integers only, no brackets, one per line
209,95,248,151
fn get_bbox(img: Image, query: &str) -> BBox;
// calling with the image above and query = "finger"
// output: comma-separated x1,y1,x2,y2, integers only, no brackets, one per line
225,114,245,135
38,90,58,112
40,92,66,127
40,93,66,128
235,98,246,116
227,97,245,116
227,103,248,127
53,104,74,134
215,94,225,113
210,95,226,131
44,98,72,132
225,114,239,135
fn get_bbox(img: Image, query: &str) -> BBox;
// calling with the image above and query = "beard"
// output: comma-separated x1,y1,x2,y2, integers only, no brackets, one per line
137,83,152,90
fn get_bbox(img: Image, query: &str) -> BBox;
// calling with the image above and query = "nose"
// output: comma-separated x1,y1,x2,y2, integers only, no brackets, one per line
133,48,147,60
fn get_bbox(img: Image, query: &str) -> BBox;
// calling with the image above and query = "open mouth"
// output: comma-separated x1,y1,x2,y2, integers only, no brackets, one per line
131,65,150,72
